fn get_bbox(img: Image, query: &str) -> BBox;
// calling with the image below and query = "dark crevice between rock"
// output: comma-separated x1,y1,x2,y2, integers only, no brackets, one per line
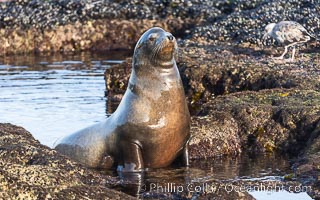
282,116,320,157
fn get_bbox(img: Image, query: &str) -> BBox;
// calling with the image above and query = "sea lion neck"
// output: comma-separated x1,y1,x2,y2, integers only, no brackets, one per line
131,60,178,82
128,61,180,97
132,57,175,71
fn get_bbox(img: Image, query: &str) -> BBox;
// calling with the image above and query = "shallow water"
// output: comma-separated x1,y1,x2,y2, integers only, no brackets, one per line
109,153,313,199
0,51,130,147
0,52,312,199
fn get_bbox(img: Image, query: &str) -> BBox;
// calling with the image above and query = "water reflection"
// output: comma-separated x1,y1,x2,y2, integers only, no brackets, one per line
105,152,293,198
249,190,313,200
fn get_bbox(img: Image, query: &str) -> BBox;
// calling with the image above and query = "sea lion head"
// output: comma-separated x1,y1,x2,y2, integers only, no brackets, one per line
133,27,178,69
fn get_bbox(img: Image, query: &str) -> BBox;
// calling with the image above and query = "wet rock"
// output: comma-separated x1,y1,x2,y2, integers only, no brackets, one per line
179,43,320,105
104,57,132,101
0,123,134,199
306,120,320,157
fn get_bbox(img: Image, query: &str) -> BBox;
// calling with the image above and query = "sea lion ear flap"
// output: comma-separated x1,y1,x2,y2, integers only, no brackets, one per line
134,36,144,50
136,42,143,50
135,41,143,49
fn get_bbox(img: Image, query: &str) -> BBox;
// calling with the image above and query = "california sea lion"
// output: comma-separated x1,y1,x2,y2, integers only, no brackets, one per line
55,27,190,172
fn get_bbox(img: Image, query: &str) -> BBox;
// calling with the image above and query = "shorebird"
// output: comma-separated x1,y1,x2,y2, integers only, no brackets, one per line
262,21,317,61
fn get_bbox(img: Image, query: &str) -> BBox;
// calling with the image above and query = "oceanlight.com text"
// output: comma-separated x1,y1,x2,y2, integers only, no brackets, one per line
145,182,312,194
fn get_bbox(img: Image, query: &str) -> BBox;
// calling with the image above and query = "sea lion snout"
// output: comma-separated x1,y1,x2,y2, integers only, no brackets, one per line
164,32,175,42
166,34,174,41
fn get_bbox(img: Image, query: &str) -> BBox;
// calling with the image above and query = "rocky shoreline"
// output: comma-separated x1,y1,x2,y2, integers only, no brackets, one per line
0,123,256,199
1,0,320,199
0,0,319,55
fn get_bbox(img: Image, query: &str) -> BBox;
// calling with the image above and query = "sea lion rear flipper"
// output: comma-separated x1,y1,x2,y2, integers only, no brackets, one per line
117,141,144,172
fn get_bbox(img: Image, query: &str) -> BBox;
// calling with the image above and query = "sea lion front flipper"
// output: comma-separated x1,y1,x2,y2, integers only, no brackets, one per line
182,144,189,166
181,137,191,167
117,141,144,172
171,140,190,167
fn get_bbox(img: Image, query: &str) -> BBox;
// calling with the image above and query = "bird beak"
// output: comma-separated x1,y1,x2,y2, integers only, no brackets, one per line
261,32,268,46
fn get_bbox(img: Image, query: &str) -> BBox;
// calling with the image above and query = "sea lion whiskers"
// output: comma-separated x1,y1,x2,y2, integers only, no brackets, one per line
150,40,162,61
151,40,166,66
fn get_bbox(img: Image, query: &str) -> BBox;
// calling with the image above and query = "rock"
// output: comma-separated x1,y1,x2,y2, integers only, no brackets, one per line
0,18,193,55
294,120,320,198
190,89,320,158
0,123,134,199
189,112,242,159
306,121,320,157
104,57,132,101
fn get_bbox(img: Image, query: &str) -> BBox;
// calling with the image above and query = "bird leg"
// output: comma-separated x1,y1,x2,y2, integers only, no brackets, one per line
291,46,296,61
274,45,288,59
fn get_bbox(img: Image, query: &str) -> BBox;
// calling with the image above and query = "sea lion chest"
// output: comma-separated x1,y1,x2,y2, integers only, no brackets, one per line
112,67,190,168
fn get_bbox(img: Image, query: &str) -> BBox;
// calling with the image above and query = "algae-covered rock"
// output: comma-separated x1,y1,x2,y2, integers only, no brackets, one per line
190,89,320,158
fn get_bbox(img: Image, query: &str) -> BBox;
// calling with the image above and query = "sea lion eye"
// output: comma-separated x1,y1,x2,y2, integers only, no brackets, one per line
148,33,157,41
